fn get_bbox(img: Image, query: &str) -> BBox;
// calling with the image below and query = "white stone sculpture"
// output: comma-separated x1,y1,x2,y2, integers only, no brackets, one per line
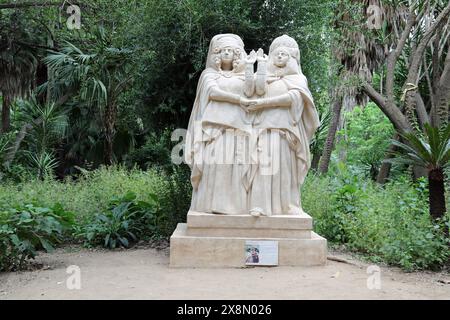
185,34,320,217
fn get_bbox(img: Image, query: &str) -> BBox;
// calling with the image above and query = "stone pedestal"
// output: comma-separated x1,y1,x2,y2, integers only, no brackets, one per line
169,211,327,267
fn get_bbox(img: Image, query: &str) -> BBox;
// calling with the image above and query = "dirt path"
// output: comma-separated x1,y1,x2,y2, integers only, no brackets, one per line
1,246,449,300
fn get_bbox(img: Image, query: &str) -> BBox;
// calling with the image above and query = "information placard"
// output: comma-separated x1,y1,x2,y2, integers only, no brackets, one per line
245,240,279,266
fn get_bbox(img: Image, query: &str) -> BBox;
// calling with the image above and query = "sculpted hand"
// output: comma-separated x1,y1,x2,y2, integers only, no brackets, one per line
239,97,255,113
246,99,264,112
256,48,268,62
246,50,257,65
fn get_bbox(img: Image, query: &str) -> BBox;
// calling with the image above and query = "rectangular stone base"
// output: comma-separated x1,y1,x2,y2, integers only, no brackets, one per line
187,211,313,230
170,217,327,267
185,210,313,239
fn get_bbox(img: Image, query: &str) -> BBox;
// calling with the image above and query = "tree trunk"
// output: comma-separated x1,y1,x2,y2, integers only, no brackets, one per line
1,94,11,133
428,168,446,220
431,28,450,128
311,152,321,171
376,161,391,184
369,164,378,181
319,97,343,174
104,103,116,165
376,133,399,184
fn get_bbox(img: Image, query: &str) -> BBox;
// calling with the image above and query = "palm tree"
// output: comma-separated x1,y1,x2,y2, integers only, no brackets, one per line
319,0,392,174
0,132,12,178
319,95,343,173
10,96,68,179
310,108,331,170
0,16,38,132
43,27,134,165
15,97,68,154
389,124,450,220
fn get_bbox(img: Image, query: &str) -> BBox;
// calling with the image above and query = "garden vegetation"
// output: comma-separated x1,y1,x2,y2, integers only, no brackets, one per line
0,0,449,272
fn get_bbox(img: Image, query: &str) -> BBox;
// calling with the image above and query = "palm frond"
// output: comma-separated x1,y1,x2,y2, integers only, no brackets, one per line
25,151,59,180
391,123,450,171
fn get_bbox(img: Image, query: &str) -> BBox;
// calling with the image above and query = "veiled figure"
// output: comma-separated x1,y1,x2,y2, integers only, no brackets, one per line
246,35,320,216
185,34,319,217
185,34,252,214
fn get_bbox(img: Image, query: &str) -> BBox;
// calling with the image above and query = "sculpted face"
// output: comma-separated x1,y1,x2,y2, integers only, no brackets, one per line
272,47,290,67
220,46,235,64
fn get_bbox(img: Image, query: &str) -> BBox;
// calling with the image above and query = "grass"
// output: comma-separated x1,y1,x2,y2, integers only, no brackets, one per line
0,166,169,221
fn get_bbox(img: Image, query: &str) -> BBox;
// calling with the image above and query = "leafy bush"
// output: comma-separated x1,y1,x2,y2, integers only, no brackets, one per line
0,132,33,182
157,165,192,236
0,166,192,239
0,203,74,271
76,192,163,249
335,103,395,179
0,166,168,221
302,170,449,271
125,129,174,172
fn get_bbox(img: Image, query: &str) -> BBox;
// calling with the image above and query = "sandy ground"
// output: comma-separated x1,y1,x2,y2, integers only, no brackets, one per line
0,245,449,300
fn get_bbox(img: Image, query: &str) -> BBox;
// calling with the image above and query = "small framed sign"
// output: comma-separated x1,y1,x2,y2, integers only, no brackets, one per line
245,240,279,266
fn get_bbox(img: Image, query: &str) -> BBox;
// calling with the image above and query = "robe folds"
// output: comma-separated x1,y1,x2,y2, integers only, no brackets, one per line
246,74,320,215
185,68,320,215
186,69,251,214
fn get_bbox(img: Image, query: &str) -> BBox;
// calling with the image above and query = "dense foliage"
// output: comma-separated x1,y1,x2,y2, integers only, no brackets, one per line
0,166,447,271
0,203,74,271
335,103,395,179
0,0,333,176
0,0,449,272
75,191,163,249
303,172,449,271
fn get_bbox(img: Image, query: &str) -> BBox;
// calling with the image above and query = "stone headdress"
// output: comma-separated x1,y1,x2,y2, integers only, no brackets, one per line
268,34,303,75
205,34,246,73
269,35,300,64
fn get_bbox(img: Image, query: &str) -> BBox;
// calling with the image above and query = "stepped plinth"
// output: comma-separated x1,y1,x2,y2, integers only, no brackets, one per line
170,211,327,267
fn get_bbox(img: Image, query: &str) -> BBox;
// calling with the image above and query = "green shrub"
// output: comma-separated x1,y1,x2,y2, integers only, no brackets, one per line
157,165,192,236
302,171,449,271
125,129,174,172
334,103,395,180
0,166,168,221
2,165,446,271
0,203,74,271
76,191,163,249
0,165,192,239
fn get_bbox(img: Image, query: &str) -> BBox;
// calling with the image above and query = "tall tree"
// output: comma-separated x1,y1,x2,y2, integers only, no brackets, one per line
329,1,450,182
134,0,333,132
0,10,38,132
390,124,450,220
319,95,343,173
44,27,135,165
320,0,388,173
361,1,450,134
